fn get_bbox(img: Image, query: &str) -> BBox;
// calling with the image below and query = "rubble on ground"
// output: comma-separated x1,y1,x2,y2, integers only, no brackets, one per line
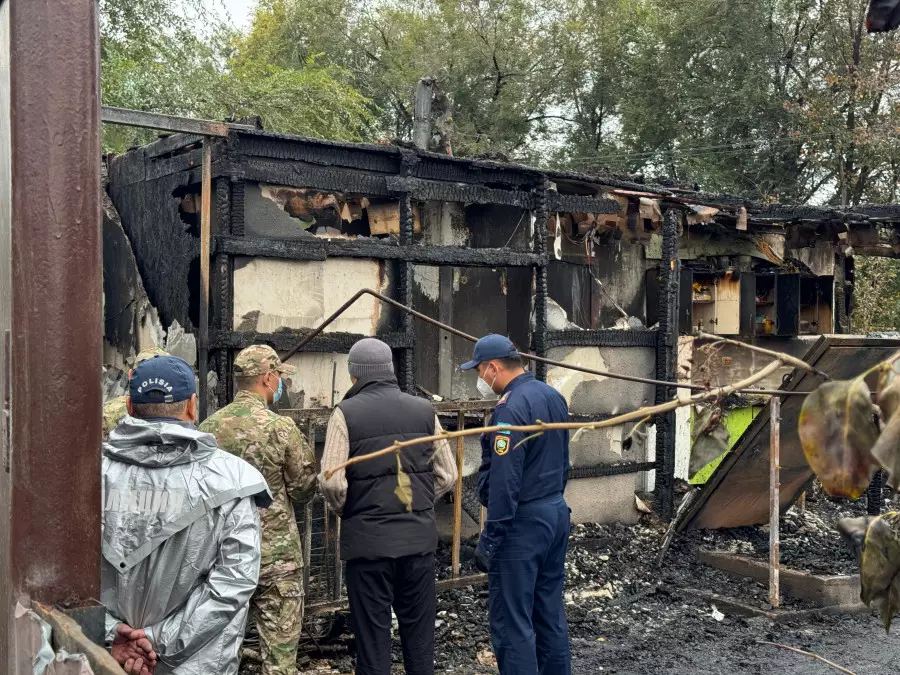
237,491,890,674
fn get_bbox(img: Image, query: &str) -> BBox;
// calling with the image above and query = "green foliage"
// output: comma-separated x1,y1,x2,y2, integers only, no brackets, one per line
100,0,899,206
853,257,900,332
99,0,374,153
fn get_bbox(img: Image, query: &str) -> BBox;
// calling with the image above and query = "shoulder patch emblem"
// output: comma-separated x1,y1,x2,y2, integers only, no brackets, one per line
494,435,510,455
497,392,510,406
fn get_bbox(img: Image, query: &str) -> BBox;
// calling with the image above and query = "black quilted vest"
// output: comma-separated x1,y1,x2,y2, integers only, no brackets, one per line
338,375,437,561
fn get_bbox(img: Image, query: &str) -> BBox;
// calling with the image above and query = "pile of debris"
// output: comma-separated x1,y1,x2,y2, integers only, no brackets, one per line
238,491,883,674
699,500,867,576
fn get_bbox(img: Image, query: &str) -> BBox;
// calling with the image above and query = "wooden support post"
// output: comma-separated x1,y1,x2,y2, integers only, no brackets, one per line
798,491,806,512
769,396,781,608
198,140,212,420
452,410,465,577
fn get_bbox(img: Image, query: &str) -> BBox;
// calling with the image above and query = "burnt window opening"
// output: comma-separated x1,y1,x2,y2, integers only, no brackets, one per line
187,256,200,332
172,184,201,238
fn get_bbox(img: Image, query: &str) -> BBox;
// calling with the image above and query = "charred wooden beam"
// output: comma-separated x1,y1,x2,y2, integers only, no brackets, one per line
211,329,413,353
385,176,536,208
240,159,540,209
102,106,255,137
655,209,680,521
398,192,416,392
545,329,658,349
533,181,549,380
214,235,546,267
234,130,538,188
546,193,620,214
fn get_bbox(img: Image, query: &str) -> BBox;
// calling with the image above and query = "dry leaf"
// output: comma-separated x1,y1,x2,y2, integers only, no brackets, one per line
873,377,900,489
841,513,900,631
798,379,880,499
394,453,413,513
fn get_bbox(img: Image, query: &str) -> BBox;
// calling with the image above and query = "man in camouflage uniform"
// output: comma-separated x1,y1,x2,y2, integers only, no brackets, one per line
102,347,170,440
199,344,316,675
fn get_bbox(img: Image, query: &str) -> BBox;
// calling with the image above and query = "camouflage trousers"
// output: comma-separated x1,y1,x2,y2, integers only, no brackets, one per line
254,576,304,675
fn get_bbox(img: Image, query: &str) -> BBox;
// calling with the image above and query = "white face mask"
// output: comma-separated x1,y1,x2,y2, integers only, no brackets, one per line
476,368,498,399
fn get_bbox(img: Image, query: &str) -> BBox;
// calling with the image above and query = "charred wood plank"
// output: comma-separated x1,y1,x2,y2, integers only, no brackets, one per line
211,329,413,353
234,130,538,187
243,159,391,196
547,193,620,214
385,176,536,208
238,133,402,174
545,329,658,348
215,235,546,267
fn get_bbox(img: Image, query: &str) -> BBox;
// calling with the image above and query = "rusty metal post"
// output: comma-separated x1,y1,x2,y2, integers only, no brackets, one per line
451,410,465,577
769,395,781,608
4,0,103,659
198,141,212,420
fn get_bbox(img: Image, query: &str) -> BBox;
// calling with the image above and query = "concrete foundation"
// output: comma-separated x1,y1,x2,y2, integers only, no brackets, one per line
698,550,862,607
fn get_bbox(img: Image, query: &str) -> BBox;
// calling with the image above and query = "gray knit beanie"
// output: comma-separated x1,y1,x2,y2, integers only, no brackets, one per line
348,338,394,378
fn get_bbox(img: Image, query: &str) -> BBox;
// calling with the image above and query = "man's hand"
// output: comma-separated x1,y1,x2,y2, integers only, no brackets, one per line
110,624,157,675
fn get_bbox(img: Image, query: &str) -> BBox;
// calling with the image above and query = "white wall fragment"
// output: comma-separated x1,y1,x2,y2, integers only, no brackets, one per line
233,258,387,334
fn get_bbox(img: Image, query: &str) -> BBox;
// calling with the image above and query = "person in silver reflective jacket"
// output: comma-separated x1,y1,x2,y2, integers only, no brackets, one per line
102,355,272,675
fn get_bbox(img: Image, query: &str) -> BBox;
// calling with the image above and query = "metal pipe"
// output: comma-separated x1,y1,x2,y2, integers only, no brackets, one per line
281,288,814,397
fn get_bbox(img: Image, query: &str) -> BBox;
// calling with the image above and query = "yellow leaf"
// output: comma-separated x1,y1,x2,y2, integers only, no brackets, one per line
799,379,879,499
394,453,413,513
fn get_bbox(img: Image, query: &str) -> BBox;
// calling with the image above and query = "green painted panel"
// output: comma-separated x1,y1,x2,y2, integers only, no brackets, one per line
689,406,763,484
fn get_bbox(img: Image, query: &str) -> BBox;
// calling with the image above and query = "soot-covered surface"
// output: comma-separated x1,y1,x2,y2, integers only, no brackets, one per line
241,492,898,674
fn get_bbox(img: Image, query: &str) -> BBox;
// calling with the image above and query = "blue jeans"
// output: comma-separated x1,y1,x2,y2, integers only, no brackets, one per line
488,494,571,675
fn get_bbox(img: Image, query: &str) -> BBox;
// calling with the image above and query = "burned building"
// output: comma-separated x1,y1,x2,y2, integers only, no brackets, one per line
103,126,900,538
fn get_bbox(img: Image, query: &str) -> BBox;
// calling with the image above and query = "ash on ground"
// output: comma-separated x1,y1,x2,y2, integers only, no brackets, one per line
241,491,899,674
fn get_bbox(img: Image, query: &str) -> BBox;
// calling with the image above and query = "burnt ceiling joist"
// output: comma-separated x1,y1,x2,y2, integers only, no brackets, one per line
215,235,546,267
211,329,413,353
545,329,659,349
234,129,537,189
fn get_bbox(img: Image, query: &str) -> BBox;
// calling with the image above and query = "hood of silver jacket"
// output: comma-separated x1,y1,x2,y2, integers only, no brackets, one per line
105,416,219,466
102,416,269,674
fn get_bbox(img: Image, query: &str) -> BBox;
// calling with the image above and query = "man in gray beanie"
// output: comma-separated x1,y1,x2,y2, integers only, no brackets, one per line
319,338,458,675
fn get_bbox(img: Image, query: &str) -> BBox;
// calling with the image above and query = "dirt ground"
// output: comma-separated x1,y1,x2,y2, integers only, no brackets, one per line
248,490,900,674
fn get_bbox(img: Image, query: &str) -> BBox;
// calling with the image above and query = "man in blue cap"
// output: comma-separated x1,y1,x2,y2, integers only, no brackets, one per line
102,355,270,675
461,334,571,675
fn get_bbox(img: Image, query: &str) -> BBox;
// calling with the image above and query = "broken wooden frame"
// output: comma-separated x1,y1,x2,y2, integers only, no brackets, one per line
100,106,259,418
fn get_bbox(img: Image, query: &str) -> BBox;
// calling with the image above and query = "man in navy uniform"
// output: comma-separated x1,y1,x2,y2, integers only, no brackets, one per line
461,334,571,675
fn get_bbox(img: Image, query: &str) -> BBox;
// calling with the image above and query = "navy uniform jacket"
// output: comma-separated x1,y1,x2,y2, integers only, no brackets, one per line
476,372,570,557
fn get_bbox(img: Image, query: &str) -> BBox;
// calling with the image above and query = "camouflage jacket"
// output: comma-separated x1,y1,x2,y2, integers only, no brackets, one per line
199,391,316,583
102,396,128,441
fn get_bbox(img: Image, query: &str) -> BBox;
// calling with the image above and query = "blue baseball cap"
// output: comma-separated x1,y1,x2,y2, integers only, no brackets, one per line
129,355,196,404
460,334,521,370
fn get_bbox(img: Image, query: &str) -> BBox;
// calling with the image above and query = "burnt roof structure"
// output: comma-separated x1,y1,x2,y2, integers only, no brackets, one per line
105,123,900,528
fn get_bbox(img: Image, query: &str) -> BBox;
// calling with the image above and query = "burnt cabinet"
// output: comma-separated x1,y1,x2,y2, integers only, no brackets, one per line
684,271,754,336
752,273,800,336
648,269,806,337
